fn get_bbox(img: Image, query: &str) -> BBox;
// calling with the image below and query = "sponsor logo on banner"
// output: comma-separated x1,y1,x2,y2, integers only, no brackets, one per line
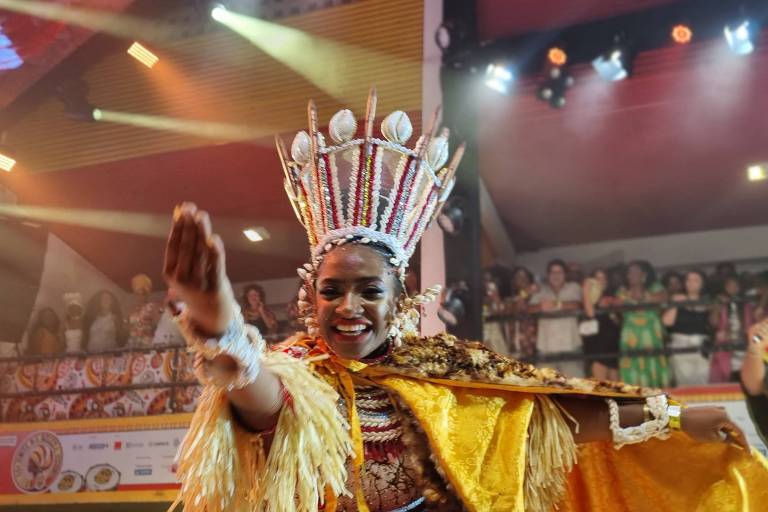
149,441,169,447
134,466,152,476
125,441,144,449
11,432,64,494
113,441,122,450
88,443,109,450
0,435,17,447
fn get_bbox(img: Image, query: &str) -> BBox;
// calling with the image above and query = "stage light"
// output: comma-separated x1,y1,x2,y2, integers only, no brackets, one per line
747,164,767,182
437,197,465,235
724,20,758,55
127,42,158,68
211,3,229,22
0,153,15,172
593,43,633,82
90,108,262,141
243,227,269,242
672,24,693,45
548,47,567,66
55,78,97,122
538,67,574,109
437,282,469,327
484,63,514,94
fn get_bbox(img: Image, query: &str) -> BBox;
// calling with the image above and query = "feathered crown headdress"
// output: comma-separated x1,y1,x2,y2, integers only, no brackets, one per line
276,88,464,271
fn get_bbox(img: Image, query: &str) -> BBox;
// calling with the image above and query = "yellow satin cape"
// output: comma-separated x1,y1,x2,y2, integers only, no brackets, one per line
356,369,768,512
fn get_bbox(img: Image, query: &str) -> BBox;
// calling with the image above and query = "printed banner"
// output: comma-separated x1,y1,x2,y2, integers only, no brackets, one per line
0,415,189,503
0,349,200,422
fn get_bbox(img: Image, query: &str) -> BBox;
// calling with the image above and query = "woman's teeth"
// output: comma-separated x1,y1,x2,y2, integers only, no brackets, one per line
335,325,368,334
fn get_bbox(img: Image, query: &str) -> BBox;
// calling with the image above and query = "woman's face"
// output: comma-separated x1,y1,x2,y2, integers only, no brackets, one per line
667,275,683,295
627,264,646,287
685,272,704,295
246,289,263,309
99,292,114,313
315,244,399,360
724,278,740,297
513,269,531,290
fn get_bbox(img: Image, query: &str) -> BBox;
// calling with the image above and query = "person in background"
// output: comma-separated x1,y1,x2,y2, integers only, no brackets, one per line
529,259,583,377
62,292,84,353
581,269,621,381
127,273,162,348
661,270,684,297
27,308,64,356
284,298,304,336
710,275,754,383
153,287,185,346
508,266,538,359
663,270,712,386
82,290,127,352
709,261,738,296
482,270,510,355
740,319,768,445
617,260,670,388
241,284,278,336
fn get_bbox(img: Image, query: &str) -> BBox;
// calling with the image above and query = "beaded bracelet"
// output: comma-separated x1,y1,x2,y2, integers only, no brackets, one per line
606,395,671,449
175,303,266,391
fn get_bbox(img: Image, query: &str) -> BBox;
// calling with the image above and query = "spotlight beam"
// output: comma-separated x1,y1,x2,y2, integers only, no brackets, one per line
212,9,414,101
93,109,268,141
0,204,170,237
0,0,183,43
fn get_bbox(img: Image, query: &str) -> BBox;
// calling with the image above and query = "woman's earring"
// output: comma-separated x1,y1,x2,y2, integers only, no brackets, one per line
297,282,319,338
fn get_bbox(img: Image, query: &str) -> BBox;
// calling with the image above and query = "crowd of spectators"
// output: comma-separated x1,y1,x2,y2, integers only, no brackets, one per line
483,260,768,387
19,275,300,358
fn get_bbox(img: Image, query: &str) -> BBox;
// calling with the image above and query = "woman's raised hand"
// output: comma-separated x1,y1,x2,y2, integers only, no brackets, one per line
163,202,235,335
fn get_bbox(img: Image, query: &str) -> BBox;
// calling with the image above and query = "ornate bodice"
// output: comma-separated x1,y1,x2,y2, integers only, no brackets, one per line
335,385,424,512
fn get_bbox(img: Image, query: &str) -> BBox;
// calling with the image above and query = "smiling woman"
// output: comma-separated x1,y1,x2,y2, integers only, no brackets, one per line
164,92,768,512
315,243,401,360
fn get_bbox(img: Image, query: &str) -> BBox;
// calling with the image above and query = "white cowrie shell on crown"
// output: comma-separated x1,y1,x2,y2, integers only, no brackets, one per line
329,109,357,143
426,135,449,170
291,131,312,164
381,111,413,144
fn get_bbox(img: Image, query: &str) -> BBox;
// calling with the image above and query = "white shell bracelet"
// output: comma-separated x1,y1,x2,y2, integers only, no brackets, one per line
174,303,266,391
606,395,670,449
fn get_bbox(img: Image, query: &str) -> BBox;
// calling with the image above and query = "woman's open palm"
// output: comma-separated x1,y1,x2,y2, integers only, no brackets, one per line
163,202,234,335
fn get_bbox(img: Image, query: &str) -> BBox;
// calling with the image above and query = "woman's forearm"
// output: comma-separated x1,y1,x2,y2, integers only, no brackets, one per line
227,365,285,431
557,397,643,443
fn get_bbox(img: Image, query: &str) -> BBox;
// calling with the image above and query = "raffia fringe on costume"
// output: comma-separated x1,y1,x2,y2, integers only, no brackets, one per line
525,395,578,512
172,350,353,512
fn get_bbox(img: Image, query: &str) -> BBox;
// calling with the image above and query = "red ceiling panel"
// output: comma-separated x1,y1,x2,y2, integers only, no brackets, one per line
478,38,768,249
477,0,678,40
0,0,136,108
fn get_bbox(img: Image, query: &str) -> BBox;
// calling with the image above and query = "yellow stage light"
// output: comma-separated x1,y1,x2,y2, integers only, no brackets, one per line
0,0,180,43
672,24,693,45
211,8,411,101
243,228,266,242
548,47,567,66
0,153,16,172
127,42,159,68
91,109,261,141
747,164,767,182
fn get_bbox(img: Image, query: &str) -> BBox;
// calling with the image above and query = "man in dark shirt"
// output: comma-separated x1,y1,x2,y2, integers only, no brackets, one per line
741,320,768,444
